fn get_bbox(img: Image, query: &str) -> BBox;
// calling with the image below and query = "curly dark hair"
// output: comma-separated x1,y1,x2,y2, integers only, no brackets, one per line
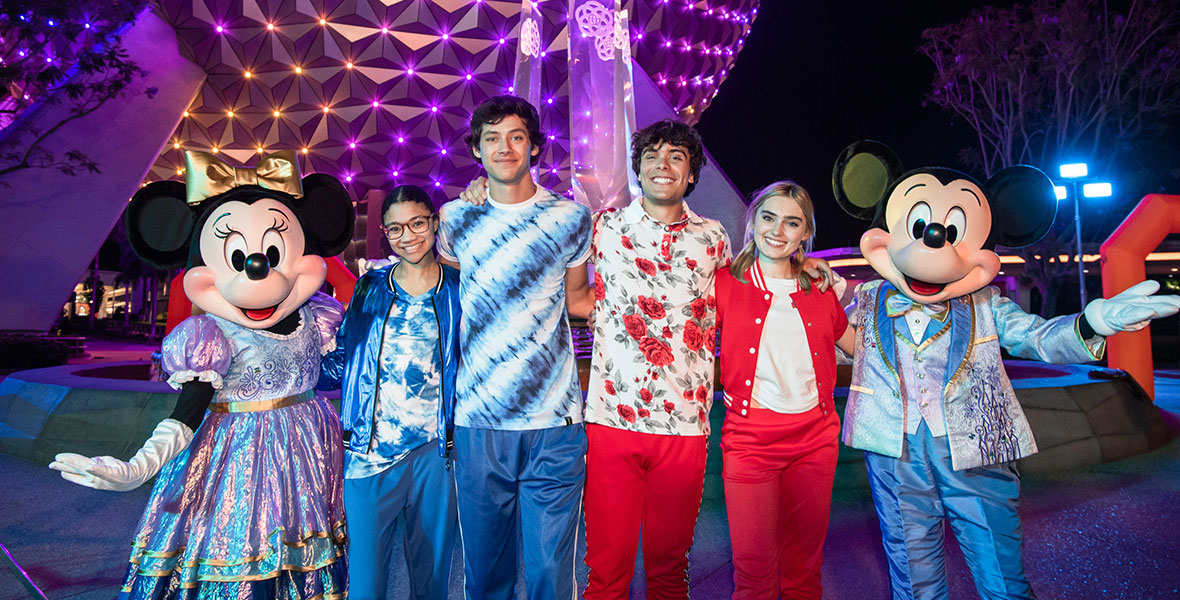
465,95,546,166
630,119,706,196
381,184,436,218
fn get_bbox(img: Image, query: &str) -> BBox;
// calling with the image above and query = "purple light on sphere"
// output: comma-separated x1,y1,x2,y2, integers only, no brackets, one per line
150,0,759,197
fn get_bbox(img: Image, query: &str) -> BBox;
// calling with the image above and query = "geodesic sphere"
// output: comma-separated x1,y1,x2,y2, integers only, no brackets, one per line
150,0,759,202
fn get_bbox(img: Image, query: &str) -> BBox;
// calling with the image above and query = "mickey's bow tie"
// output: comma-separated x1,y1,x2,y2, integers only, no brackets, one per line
885,291,949,322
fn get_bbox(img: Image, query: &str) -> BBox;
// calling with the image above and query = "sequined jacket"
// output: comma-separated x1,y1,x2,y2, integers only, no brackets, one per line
319,263,461,458
841,280,1104,471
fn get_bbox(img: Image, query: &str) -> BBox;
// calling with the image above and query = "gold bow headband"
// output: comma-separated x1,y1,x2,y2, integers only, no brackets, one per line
184,150,303,204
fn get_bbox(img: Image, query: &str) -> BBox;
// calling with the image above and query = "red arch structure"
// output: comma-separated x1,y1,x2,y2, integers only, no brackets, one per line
1100,194,1180,400
164,257,358,335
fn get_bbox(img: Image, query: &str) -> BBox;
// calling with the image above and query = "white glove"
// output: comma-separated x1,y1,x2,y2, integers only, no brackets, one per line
1083,280,1180,337
357,256,395,277
49,419,194,492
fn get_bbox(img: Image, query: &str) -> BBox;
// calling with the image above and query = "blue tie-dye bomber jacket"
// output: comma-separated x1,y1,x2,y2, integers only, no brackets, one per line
319,263,461,458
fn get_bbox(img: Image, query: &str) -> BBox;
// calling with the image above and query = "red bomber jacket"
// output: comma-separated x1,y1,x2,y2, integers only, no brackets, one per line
715,260,848,418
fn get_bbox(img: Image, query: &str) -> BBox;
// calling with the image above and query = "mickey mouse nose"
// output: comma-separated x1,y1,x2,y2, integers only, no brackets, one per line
922,223,947,249
244,253,270,280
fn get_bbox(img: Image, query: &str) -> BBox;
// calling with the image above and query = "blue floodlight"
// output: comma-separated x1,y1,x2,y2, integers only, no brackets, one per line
1054,185,1068,200
1082,182,1112,198
1059,163,1089,178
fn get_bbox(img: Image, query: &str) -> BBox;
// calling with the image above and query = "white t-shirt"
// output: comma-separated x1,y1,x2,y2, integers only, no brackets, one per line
751,277,820,414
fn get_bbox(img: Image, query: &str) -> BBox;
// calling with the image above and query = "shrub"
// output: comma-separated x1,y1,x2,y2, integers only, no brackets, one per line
0,335,69,370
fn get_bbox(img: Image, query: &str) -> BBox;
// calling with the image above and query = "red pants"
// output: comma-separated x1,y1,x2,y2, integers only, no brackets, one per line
721,406,840,600
583,424,708,600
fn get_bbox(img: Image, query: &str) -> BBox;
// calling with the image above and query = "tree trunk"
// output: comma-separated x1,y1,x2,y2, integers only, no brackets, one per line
148,272,158,341
88,256,98,329
123,282,132,331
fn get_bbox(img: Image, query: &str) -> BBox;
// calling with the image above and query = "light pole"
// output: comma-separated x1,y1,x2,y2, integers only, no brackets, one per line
1055,162,1112,308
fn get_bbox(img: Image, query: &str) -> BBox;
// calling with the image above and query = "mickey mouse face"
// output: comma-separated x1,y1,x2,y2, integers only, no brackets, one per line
833,140,1057,302
183,198,327,329
861,171,1001,302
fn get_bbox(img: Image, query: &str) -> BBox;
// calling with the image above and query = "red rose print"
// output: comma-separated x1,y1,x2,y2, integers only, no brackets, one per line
690,297,707,320
639,336,675,367
695,384,708,403
635,257,656,276
617,404,637,423
664,400,676,413
594,272,605,301
660,244,672,261
622,235,634,250
658,262,671,271
668,222,688,232
704,326,717,352
706,246,716,257
682,321,704,351
698,408,707,422
717,239,726,256
686,258,698,270
638,407,651,418
604,380,617,395
662,326,673,339
623,314,647,340
706,295,716,309
640,388,653,403
683,390,693,400
637,296,666,320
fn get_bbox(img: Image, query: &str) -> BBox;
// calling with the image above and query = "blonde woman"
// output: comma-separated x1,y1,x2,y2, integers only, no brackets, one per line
715,181,856,599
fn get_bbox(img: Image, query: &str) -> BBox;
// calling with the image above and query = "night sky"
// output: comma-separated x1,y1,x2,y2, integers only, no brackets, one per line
696,1,1016,249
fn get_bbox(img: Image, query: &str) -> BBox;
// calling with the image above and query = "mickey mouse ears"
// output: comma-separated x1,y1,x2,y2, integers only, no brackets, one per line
832,140,904,221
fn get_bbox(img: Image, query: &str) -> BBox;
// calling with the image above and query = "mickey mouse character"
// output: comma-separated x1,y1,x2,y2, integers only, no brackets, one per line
832,140,1180,600
50,150,355,597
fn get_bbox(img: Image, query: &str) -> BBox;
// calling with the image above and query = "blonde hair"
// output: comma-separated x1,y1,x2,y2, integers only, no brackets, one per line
729,180,817,291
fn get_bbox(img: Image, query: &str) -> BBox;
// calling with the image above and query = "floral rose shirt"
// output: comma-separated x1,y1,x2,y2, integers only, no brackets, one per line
586,198,731,436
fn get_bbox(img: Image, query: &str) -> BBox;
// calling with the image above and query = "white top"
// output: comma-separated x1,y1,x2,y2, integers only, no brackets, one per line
751,277,820,414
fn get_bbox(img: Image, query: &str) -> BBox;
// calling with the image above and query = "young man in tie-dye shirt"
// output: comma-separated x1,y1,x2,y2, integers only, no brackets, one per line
436,95,593,600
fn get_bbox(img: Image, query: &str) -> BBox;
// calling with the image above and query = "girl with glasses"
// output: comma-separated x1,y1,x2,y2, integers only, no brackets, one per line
320,185,461,599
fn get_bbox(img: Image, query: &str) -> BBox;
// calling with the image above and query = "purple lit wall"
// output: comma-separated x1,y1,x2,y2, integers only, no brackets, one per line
150,0,760,202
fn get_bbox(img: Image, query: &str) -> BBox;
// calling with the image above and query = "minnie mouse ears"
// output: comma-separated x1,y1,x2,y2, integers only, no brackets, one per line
125,172,355,269
125,181,194,269
295,173,354,257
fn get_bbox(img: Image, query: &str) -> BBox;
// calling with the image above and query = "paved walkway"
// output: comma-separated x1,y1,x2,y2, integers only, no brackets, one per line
1,353,1178,598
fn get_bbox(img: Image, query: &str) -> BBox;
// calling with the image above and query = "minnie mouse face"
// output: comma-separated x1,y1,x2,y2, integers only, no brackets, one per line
183,197,328,329
861,171,1001,303
833,140,1057,303
125,154,355,332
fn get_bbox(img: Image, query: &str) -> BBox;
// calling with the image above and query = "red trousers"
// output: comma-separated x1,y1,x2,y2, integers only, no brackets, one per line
721,406,840,600
583,424,708,600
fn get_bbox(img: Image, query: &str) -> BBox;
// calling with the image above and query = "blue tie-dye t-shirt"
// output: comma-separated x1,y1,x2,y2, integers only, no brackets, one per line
436,187,592,430
344,277,440,479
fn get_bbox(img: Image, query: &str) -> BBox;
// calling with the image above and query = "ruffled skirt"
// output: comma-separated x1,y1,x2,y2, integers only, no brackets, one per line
118,396,346,599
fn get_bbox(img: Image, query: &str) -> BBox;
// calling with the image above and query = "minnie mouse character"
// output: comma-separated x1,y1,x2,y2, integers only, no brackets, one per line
832,140,1180,599
50,150,355,598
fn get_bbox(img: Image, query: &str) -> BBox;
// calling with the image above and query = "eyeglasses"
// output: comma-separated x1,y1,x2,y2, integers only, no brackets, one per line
381,215,435,239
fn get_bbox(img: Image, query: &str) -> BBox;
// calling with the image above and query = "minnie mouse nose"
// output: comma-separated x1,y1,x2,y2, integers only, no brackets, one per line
922,222,947,249
244,253,270,280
